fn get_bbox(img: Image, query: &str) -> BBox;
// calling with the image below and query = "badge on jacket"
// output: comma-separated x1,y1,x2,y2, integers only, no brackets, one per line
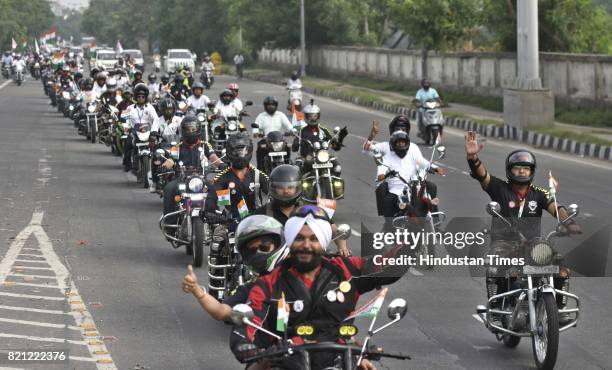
528,200,537,212
249,182,255,192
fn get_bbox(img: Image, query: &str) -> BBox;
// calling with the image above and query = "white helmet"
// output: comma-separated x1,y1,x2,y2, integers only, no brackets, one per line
303,102,321,126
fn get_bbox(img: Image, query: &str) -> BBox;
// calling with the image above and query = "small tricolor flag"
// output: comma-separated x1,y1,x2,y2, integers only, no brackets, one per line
435,132,442,146
548,171,559,196
276,292,290,332
237,198,249,219
216,189,230,206
344,288,388,321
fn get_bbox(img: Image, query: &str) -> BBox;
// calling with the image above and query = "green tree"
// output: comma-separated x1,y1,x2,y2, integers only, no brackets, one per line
0,0,53,50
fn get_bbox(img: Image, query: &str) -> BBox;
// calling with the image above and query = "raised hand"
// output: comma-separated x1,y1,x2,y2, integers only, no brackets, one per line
465,131,483,157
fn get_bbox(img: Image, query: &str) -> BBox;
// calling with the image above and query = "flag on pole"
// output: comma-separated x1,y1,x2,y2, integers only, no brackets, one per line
548,171,559,196
216,189,230,206
276,292,290,332
435,132,442,146
237,198,249,219
11,38,17,50
116,40,123,54
344,288,388,321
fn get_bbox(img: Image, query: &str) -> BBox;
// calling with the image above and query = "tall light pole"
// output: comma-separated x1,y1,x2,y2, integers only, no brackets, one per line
300,0,306,76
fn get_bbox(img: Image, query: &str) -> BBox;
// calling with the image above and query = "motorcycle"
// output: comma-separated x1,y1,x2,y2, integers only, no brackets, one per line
287,84,303,111
153,55,162,73
130,122,153,188
474,202,581,370
2,64,11,79
374,145,447,266
84,99,101,143
200,69,214,89
252,123,291,174
32,62,41,80
296,127,345,204
417,99,444,146
210,101,252,157
110,110,131,157
14,64,24,86
230,288,410,369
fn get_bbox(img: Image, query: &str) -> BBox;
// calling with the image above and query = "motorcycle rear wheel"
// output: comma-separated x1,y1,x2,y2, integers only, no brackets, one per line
90,120,97,143
191,218,206,267
142,157,151,189
532,294,559,370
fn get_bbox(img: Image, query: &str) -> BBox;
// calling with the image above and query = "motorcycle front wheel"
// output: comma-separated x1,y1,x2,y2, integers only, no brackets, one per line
90,119,97,143
532,293,559,370
191,217,206,267
142,157,151,188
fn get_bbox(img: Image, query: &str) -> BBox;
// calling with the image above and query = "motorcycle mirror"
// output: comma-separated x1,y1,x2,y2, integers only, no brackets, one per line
245,100,253,106
178,161,184,167
334,224,351,241
436,145,446,157
156,148,165,155
486,201,501,216
251,123,259,129
387,298,408,320
568,204,579,217
333,126,340,134
229,304,254,326
178,101,187,111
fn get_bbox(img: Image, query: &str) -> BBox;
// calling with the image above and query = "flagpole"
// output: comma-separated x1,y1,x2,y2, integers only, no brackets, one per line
549,171,560,224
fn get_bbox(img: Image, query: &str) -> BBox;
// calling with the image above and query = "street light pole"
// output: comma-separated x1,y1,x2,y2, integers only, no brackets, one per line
300,0,306,76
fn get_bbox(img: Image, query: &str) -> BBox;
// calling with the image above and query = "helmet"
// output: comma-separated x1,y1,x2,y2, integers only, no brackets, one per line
226,132,253,169
133,83,149,99
505,150,536,185
96,71,107,81
235,215,288,275
83,78,94,91
192,81,204,92
134,69,143,77
147,73,157,83
161,73,170,84
389,130,410,157
219,89,234,105
173,74,184,85
263,96,278,115
180,115,201,145
122,86,133,100
303,102,321,126
62,64,70,72
207,99,217,109
74,72,83,80
106,77,117,91
389,115,411,134
291,71,299,80
227,83,239,94
159,97,176,112
269,165,302,207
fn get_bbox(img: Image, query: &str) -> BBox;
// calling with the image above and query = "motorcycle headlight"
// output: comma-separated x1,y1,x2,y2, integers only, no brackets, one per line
227,122,237,131
69,105,74,111
316,150,330,163
188,177,204,193
321,141,329,149
529,241,554,266
136,131,150,142
62,91,70,99
271,142,285,152
87,104,96,113
197,115,205,122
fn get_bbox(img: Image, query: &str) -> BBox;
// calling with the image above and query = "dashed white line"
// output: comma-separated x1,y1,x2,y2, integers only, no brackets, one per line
11,266,54,270
8,282,61,289
7,273,56,279
0,304,70,315
0,80,11,90
13,259,49,264
0,332,87,346
0,317,81,331
0,291,65,301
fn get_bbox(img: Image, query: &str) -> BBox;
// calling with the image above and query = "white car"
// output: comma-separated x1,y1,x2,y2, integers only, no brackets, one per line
164,49,195,73
95,49,118,70
122,49,145,70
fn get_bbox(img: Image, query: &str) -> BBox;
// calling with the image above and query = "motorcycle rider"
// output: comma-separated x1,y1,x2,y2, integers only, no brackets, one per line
253,164,351,256
147,73,159,97
151,97,182,136
159,73,171,95
464,131,582,324
122,84,159,171
100,77,119,106
233,204,409,369
2,52,13,75
161,115,219,222
201,55,215,78
171,74,189,101
11,54,26,80
92,71,108,98
286,71,302,90
415,78,442,138
227,83,243,111
215,89,242,120
115,69,130,89
253,96,293,170
363,117,445,230
293,101,348,166
131,69,144,87
186,82,211,113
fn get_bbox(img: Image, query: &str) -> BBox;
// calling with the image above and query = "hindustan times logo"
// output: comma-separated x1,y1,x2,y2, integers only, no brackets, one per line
372,229,486,250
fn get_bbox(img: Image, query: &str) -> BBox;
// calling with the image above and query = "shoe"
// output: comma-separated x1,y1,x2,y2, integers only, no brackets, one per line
149,183,156,193
123,164,131,172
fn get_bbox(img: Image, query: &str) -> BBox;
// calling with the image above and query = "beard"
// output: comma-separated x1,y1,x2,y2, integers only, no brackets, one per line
290,249,323,273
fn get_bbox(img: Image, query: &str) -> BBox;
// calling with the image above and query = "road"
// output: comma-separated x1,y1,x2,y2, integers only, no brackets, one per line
0,74,610,370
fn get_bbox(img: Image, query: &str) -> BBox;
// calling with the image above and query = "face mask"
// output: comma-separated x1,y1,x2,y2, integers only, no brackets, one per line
423,85,430,90
290,249,322,273
184,135,197,145
265,105,277,115
245,252,272,275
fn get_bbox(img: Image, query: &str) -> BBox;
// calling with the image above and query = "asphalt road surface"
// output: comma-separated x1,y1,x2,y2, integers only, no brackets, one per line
0,74,611,370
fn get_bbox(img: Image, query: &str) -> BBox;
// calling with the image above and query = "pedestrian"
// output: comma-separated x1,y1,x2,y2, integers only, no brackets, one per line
233,52,244,79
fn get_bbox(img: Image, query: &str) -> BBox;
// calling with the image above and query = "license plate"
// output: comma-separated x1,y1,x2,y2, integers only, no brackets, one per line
136,143,148,147
313,163,333,169
188,194,204,201
269,151,286,157
523,265,559,275
191,208,200,217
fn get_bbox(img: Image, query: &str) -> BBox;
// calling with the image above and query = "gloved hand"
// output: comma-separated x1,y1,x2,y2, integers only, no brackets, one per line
338,126,348,144
235,343,261,363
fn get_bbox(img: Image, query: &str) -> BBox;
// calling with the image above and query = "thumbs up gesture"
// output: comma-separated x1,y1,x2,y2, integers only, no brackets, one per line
182,265,203,296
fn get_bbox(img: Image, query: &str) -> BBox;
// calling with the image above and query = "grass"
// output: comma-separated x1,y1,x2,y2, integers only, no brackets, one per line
527,124,612,146
555,107,612,128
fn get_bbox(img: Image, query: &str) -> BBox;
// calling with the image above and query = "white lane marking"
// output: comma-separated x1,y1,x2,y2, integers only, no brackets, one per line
21,248,41,251
70,356,98,362
0,332,86,346
0,211,117,369
0,80,11,90
472,313,484,324
7,273,56,279
409,267,424,276
0,291,65,300
0,317,80,331
0,305,70,315
351,229,361,237
584,212,594,218
17,253,44,258
13,259,49,264
8,282,61,289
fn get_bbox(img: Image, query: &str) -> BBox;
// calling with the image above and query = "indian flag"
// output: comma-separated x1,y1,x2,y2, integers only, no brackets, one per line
344,288,388,321
548,171,559,196
216,189,230,206
276,292,290,332
435,132,442,146
237,198,249,219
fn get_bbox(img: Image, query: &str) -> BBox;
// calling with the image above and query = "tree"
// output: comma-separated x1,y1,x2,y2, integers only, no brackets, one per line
0,0,53,50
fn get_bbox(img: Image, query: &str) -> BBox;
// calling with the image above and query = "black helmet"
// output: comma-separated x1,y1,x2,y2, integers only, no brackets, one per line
389,115,410,134
220,89,234,105
389,130,410,157
147,73,157,83
227,132,253,169
133,83,149,99
159,97,176,117
290,71,299,80
269,165,302,207
74,71,83,80
180,115,201,145
161,73,170,84
263,96,278,114
173,74,184,85
83,78,94,91
505,150,536,185
90,67,100,78
134,69,143,77
235,215,288,275
122,86,133,100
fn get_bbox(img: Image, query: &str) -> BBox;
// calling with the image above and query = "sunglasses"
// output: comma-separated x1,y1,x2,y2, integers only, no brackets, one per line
290,204,330,222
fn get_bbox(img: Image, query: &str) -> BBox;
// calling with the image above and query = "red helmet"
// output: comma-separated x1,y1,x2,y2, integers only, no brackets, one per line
227,83,239,96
